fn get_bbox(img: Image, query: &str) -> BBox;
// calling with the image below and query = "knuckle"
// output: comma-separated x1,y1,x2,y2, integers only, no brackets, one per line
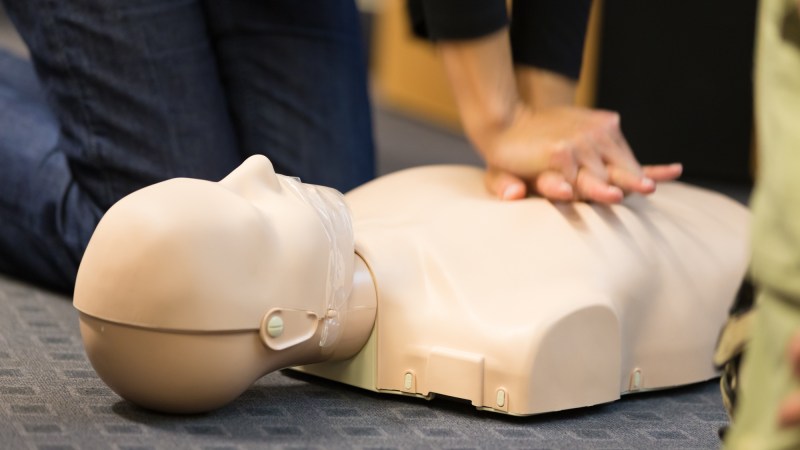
607,112,621,129
550,140,573,156
594,111,621,131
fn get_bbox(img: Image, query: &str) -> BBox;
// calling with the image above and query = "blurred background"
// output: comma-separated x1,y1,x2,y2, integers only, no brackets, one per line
1,0,757,194
363,0,757,191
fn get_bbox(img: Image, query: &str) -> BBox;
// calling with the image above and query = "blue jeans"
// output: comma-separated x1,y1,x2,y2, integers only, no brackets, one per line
0,0,375,292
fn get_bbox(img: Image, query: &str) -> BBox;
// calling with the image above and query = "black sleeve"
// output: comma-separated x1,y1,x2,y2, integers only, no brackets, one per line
406,0,591,80
406,0,508,41
510,0,592,79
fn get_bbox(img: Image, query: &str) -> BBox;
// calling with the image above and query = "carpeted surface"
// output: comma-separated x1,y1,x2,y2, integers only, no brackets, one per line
0,274,729,450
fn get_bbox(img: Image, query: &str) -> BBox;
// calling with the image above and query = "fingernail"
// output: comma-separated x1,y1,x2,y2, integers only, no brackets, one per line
608,186,623,197
560,182,573,195
502,185,522,200
642,177,655,188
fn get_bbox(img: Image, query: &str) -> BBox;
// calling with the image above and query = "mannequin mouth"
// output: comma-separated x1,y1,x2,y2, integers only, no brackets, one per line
277,176,355,348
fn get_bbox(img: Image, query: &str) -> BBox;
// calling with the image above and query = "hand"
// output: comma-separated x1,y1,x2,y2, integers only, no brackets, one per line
481,104,683,202
436,29,681,203
778,331,800,428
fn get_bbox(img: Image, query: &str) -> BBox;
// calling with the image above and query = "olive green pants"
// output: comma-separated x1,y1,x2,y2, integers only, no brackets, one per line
724,0,800,448
725,290,800,448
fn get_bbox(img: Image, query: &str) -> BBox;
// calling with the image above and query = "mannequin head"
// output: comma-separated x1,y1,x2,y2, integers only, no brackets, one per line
73,155,357,413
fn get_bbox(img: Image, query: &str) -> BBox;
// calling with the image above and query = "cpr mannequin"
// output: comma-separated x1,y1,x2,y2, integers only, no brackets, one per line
73,155,749,415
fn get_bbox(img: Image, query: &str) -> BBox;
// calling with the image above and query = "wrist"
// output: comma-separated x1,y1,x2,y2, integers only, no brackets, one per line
515,66,578,109
461,98,521,160
462,102,525,166
435,28,520,159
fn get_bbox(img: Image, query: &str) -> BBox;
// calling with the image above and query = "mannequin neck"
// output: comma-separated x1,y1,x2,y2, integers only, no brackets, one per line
261,253,377,373
322,253,377,362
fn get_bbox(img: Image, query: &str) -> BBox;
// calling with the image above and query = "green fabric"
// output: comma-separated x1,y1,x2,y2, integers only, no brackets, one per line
725,290,800,448
749,0,800,300
724,0,800,447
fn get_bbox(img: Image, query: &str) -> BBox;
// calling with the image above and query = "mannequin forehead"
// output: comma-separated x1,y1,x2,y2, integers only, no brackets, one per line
132,179,263,225
132,177,324,256
74,174,332,331
120,171,318,237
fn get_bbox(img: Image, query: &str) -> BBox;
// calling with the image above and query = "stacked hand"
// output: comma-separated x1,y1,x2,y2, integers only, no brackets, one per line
438,28,682,203
481,104,683,202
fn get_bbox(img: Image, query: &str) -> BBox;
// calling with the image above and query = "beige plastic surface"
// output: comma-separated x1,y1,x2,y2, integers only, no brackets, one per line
78,313,316,413
77,256,376,414
74,156,748,416
74,156,339,332
73,155,376,413
293,252,382,392
296,165,750,415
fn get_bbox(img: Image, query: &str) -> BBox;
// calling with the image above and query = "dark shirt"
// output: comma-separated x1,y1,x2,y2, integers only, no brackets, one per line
406,0,591,79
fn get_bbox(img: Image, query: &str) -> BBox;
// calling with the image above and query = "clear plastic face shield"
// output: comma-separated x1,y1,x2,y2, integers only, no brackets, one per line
277,175,355,349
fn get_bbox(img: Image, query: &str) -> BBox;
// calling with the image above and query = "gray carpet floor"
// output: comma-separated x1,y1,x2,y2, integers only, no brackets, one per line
0,274,728,450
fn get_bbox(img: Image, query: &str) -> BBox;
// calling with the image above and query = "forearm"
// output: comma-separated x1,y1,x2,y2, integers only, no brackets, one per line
437,28,519,158
435,20,680,202
437,30,581,153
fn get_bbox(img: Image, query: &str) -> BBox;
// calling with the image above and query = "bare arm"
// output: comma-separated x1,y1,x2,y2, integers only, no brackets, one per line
437,28,681,202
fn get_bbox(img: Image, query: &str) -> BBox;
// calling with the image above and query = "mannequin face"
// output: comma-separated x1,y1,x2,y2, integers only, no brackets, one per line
217,154,356,345
75,154,354,342
216,154,343,318
73,155,356,413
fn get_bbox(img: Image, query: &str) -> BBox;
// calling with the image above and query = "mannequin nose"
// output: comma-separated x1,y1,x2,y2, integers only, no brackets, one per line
220,154,282,196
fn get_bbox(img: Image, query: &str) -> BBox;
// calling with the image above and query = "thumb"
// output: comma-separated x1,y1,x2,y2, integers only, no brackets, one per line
485,168,527,200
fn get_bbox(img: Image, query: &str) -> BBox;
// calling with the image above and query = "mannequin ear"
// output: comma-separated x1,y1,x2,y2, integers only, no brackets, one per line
259,308,320,351
220,154,282,195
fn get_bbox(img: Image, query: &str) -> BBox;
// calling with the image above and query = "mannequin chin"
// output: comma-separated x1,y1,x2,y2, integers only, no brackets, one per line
74,155,749,415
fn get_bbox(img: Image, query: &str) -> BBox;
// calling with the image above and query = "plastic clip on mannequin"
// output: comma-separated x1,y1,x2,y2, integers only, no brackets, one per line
74,155,750,415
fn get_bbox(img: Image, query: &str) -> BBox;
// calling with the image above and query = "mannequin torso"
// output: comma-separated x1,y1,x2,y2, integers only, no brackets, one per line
73,156,748,415
300,165,749,415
